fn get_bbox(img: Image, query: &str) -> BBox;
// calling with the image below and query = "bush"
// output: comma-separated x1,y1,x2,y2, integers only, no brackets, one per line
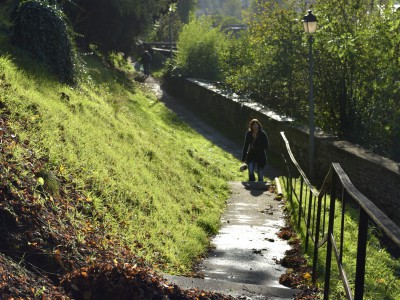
11,0,76,83
175,16,228,81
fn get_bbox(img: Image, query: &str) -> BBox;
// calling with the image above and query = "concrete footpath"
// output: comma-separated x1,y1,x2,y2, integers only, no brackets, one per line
165,181,296,299
143,76,297,299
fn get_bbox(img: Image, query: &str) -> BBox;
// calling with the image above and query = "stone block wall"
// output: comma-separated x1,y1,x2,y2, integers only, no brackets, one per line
165,77,400,225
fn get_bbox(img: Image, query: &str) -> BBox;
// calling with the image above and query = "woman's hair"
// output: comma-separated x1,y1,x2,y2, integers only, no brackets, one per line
248,119,262,131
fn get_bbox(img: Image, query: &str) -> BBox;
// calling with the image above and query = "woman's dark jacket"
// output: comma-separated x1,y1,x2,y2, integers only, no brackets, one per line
241,130,269,167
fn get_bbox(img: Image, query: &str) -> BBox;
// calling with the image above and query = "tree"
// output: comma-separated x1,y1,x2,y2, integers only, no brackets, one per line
61,0,174,53
146,0,197,43
221,0,400,160
222,0,242,19
314,0,400,157
177,0,197,24
175,16,228,81
12,0,76,83
224,1,306,120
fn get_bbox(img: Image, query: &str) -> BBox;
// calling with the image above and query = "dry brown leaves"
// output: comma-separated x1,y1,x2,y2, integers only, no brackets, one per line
61,262,235,300
276,215,321,299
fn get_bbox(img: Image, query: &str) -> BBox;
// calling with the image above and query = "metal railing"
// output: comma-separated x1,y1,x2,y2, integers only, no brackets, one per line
280,131,400,300
141,41,177,49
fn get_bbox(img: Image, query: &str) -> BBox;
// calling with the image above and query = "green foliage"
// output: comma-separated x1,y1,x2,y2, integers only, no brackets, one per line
62,0,173,53
214,15,242,28
221,30,254,93
0,0,15,30
107,51,134,73
36,169,60,196
145,0,197,44
175,16,228,81
224,1,307,119
146,10,183,43
177,0,197,24
313,0,400,159
11,0,76,83
207,0,400,161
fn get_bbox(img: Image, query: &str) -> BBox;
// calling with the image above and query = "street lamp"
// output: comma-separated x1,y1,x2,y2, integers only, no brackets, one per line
302,10,317,180
169,6,173,59
303,10,318,34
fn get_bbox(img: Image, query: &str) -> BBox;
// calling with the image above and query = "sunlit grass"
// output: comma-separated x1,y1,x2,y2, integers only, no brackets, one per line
0,42,247,275
280,177,400,299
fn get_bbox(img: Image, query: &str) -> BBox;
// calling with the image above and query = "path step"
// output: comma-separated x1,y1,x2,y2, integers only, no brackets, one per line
164,275,296,300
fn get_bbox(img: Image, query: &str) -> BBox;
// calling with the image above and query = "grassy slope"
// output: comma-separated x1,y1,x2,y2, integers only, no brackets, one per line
0,26,248,283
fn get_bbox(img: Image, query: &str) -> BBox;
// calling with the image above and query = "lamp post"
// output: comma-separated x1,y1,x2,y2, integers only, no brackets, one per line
302,10,317,181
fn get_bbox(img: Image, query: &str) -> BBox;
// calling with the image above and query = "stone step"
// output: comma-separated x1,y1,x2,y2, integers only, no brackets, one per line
164,274,297,299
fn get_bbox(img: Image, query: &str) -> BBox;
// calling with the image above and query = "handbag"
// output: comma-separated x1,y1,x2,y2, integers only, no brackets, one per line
245,135,258,162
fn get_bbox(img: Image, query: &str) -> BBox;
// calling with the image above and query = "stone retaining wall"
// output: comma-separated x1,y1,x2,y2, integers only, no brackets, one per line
164,77,400,225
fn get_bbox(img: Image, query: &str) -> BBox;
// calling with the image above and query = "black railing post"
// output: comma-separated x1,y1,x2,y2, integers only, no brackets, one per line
305,191,313,251
282,154,291,204
298,178,304,227
354,209,368,300
322,193,327,235
312,193,323,282
339,189,347,264
324,173,337,300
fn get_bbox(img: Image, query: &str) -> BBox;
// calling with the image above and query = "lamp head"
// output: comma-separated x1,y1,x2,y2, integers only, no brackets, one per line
302,10,318,34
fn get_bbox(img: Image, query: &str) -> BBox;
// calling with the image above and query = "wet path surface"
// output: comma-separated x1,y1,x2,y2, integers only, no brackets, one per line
193,181,296,299
165,181,296,299
143,76,296,299
200,182,290,286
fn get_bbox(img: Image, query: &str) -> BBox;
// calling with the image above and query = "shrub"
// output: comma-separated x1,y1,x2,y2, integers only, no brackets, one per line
175,16,228,81
11,0,76,83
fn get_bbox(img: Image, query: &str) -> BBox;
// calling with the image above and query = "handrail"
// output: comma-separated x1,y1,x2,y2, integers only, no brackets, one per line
280,131,400,300
331,163,400,248
280,130,319,196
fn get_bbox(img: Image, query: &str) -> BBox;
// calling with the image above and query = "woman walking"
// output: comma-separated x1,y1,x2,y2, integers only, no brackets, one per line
241,119,269,182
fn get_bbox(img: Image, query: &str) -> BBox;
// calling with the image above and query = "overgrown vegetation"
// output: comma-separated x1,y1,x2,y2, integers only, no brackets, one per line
281,177,400,299
11,0,77,83
2,0,397,297
175,16,229,81
60,0,174,53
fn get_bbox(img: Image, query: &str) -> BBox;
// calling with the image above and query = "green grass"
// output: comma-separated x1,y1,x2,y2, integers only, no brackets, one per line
280,177,400,299
0,29,250,275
